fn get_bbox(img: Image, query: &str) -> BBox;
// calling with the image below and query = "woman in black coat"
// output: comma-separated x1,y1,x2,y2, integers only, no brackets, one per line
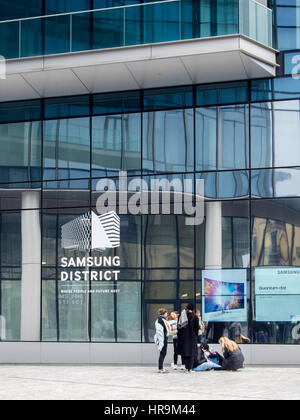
219,337,245,371
177,304,200,373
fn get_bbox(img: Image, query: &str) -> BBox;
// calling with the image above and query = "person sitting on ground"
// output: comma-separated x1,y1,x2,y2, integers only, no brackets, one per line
193,343,223,372
218,336,245,371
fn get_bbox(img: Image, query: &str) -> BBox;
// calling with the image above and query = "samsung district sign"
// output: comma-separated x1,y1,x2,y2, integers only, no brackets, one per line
60,211,121,282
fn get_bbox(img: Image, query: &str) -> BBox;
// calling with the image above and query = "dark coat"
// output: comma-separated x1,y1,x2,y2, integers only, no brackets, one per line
195,347,207,366
177,313,200,358
222,347,244,371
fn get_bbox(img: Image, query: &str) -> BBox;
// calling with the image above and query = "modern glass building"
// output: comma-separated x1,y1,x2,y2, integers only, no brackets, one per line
0,0,299,364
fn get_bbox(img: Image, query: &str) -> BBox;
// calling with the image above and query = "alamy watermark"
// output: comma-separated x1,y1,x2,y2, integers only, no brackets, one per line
95,171,204,226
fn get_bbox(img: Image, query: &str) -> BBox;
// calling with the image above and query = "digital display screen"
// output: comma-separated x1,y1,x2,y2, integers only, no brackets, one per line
255,267,300,322
202,270,247,322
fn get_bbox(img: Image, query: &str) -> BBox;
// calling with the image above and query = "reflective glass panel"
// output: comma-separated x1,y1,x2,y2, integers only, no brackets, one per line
43,117,90,181
251,100,300,169
143,109,194,174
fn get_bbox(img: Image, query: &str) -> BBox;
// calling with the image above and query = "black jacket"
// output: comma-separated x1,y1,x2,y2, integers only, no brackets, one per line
177,312,200,358
222,347,244,371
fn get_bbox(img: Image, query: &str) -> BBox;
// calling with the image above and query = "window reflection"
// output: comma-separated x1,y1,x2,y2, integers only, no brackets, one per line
251,100,300,169
0,91,300,345
252,199,300,267
92,113,141,176
43,117,90,181
143,110,194,174
196,105,249,171
0,121,41,184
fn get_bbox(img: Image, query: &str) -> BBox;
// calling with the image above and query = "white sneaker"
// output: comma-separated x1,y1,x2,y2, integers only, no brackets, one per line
158,369,169,374
184,369,196,374
180,365,186,370
171,363,178,370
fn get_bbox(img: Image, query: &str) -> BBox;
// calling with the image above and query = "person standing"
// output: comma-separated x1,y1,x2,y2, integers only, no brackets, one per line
154,308,171,373
177,304,200,373
195,309,208,345
168,311,181,370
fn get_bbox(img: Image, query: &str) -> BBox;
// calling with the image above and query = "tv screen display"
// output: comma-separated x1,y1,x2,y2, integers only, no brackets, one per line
202,270,247,322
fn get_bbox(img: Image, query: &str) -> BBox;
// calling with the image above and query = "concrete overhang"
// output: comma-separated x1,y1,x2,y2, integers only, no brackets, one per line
0,34,278,102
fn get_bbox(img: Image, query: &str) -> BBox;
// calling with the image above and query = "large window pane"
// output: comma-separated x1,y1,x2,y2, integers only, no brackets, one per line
196,171,249,200
196,105,249,171
42,208,90,342
143,215,194,268
42,280,57,341
0,21,20,59
92,113,141,177
143,109,194,174
252,198,300,267
116,282,141,342
0,209,41,342
143,1,180,44
21,19,42,57
251,101,300,169
43,117,90,181
0,121,41,183
1,280,21,341
252,168,300,198
0,212,22,267
93,8,124,49
91,279,141,342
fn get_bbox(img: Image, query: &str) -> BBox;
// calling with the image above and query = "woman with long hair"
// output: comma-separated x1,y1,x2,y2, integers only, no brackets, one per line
218,336,245,371
177,304,200,373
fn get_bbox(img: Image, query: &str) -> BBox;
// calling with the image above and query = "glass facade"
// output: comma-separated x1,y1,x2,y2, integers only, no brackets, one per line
0,0,299,351
0,80,299,345
0,0,273,60
271,0,300,51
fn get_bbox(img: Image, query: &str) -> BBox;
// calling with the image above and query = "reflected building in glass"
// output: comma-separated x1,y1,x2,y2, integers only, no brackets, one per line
0,0,299,364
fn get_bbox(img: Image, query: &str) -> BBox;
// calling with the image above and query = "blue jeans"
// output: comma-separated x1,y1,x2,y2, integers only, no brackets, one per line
193,361,221,371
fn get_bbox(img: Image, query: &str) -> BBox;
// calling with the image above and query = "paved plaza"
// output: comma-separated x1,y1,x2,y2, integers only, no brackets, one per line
0,365,299,400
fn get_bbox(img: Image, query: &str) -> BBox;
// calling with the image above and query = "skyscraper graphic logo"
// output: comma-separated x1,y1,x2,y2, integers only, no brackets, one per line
61,211,120,251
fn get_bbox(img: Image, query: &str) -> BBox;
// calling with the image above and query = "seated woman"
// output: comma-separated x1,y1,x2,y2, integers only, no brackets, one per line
193,344,223,372
218,336,245,371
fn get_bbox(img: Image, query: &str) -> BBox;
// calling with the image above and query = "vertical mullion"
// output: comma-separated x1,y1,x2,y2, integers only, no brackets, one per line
249,90,253,344
89,94,93,343
40,99,45,343
193,88,197,312
55,213,60,342
140,91,144,344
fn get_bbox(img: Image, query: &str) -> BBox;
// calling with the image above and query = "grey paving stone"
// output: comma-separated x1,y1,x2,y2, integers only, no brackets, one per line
0,365,298,400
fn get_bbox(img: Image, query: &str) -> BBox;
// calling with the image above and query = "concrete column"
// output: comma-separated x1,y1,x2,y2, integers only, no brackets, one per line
205,201,222,269
21,191,41,342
